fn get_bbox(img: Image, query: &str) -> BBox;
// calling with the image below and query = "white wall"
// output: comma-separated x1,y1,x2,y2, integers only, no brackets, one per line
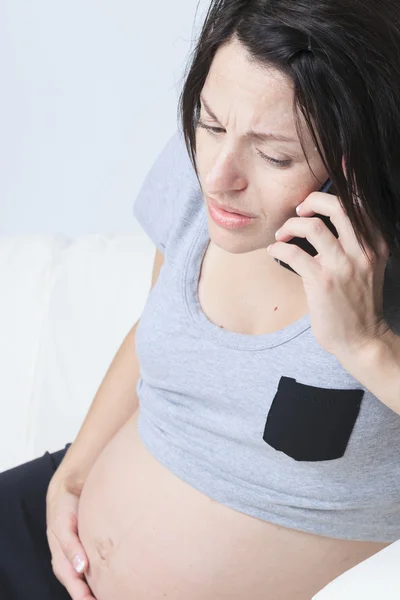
0,0,208,239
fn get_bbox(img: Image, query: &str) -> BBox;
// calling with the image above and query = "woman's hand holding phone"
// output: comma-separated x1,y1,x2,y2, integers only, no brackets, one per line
273,179,337,275
266,165,392,362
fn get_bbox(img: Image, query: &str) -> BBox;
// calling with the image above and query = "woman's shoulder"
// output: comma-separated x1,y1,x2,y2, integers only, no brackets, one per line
133,128,201,254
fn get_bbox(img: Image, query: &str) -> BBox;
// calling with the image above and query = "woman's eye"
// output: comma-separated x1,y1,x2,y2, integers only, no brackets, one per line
198,122,224,135
197,120,292,168
256,149,292,168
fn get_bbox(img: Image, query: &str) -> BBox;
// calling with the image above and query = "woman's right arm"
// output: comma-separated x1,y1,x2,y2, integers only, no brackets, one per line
48,247,165,494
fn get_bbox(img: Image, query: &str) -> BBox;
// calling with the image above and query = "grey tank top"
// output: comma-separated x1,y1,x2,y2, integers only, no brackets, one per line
133,127,400,542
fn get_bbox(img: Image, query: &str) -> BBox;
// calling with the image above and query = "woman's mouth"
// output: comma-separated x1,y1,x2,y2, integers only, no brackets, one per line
207,198,256,230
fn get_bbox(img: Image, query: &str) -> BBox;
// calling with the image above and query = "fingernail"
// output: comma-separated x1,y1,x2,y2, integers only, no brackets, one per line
72,554,85,573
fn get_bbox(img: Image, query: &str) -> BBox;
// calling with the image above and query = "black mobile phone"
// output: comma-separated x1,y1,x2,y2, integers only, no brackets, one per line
274,178,339,274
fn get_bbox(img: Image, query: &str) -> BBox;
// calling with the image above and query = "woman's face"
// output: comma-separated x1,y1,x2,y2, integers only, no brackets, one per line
196,36,330,255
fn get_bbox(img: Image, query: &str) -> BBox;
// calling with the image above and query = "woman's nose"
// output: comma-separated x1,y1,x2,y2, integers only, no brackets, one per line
206,150,247,192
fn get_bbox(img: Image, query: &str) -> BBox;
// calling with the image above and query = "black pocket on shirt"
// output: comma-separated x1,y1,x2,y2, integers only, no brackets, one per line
263,376,364,462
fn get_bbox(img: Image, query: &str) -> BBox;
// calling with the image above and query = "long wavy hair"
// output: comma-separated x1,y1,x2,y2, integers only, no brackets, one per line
177,0,400,259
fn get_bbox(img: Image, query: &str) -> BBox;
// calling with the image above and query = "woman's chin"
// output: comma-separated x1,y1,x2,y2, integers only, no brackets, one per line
207,221,267,255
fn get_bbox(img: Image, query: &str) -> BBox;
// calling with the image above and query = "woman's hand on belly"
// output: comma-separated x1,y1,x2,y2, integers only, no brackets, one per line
46,477,96,599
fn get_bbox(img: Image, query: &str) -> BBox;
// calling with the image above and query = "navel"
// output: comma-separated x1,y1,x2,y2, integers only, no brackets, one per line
95,536,115,562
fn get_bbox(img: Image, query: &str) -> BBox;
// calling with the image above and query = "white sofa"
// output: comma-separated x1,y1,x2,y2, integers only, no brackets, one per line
0,232,154,469
0,232,399,599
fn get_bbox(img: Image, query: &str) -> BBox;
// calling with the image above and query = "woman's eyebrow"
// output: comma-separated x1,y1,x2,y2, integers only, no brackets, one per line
200,94,301,145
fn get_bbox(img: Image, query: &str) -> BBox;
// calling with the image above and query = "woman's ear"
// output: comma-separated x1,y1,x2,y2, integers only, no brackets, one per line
342,156,362,208
342,156,347,180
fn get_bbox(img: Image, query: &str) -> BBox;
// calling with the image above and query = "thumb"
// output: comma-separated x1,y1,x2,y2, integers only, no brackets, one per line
71,552,88,574
58,516,89,573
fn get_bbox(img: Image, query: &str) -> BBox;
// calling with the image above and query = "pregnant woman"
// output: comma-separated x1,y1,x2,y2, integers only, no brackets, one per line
2,1,400,599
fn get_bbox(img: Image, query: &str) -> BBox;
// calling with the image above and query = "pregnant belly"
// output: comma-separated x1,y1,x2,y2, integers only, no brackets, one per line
77,408,389,600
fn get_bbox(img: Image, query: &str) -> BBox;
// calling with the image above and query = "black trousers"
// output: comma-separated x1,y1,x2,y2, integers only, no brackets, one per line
0,444,74,600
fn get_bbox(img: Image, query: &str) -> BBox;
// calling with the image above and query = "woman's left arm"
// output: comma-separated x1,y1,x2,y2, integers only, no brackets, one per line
338,329,400,415
267,158,400,415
